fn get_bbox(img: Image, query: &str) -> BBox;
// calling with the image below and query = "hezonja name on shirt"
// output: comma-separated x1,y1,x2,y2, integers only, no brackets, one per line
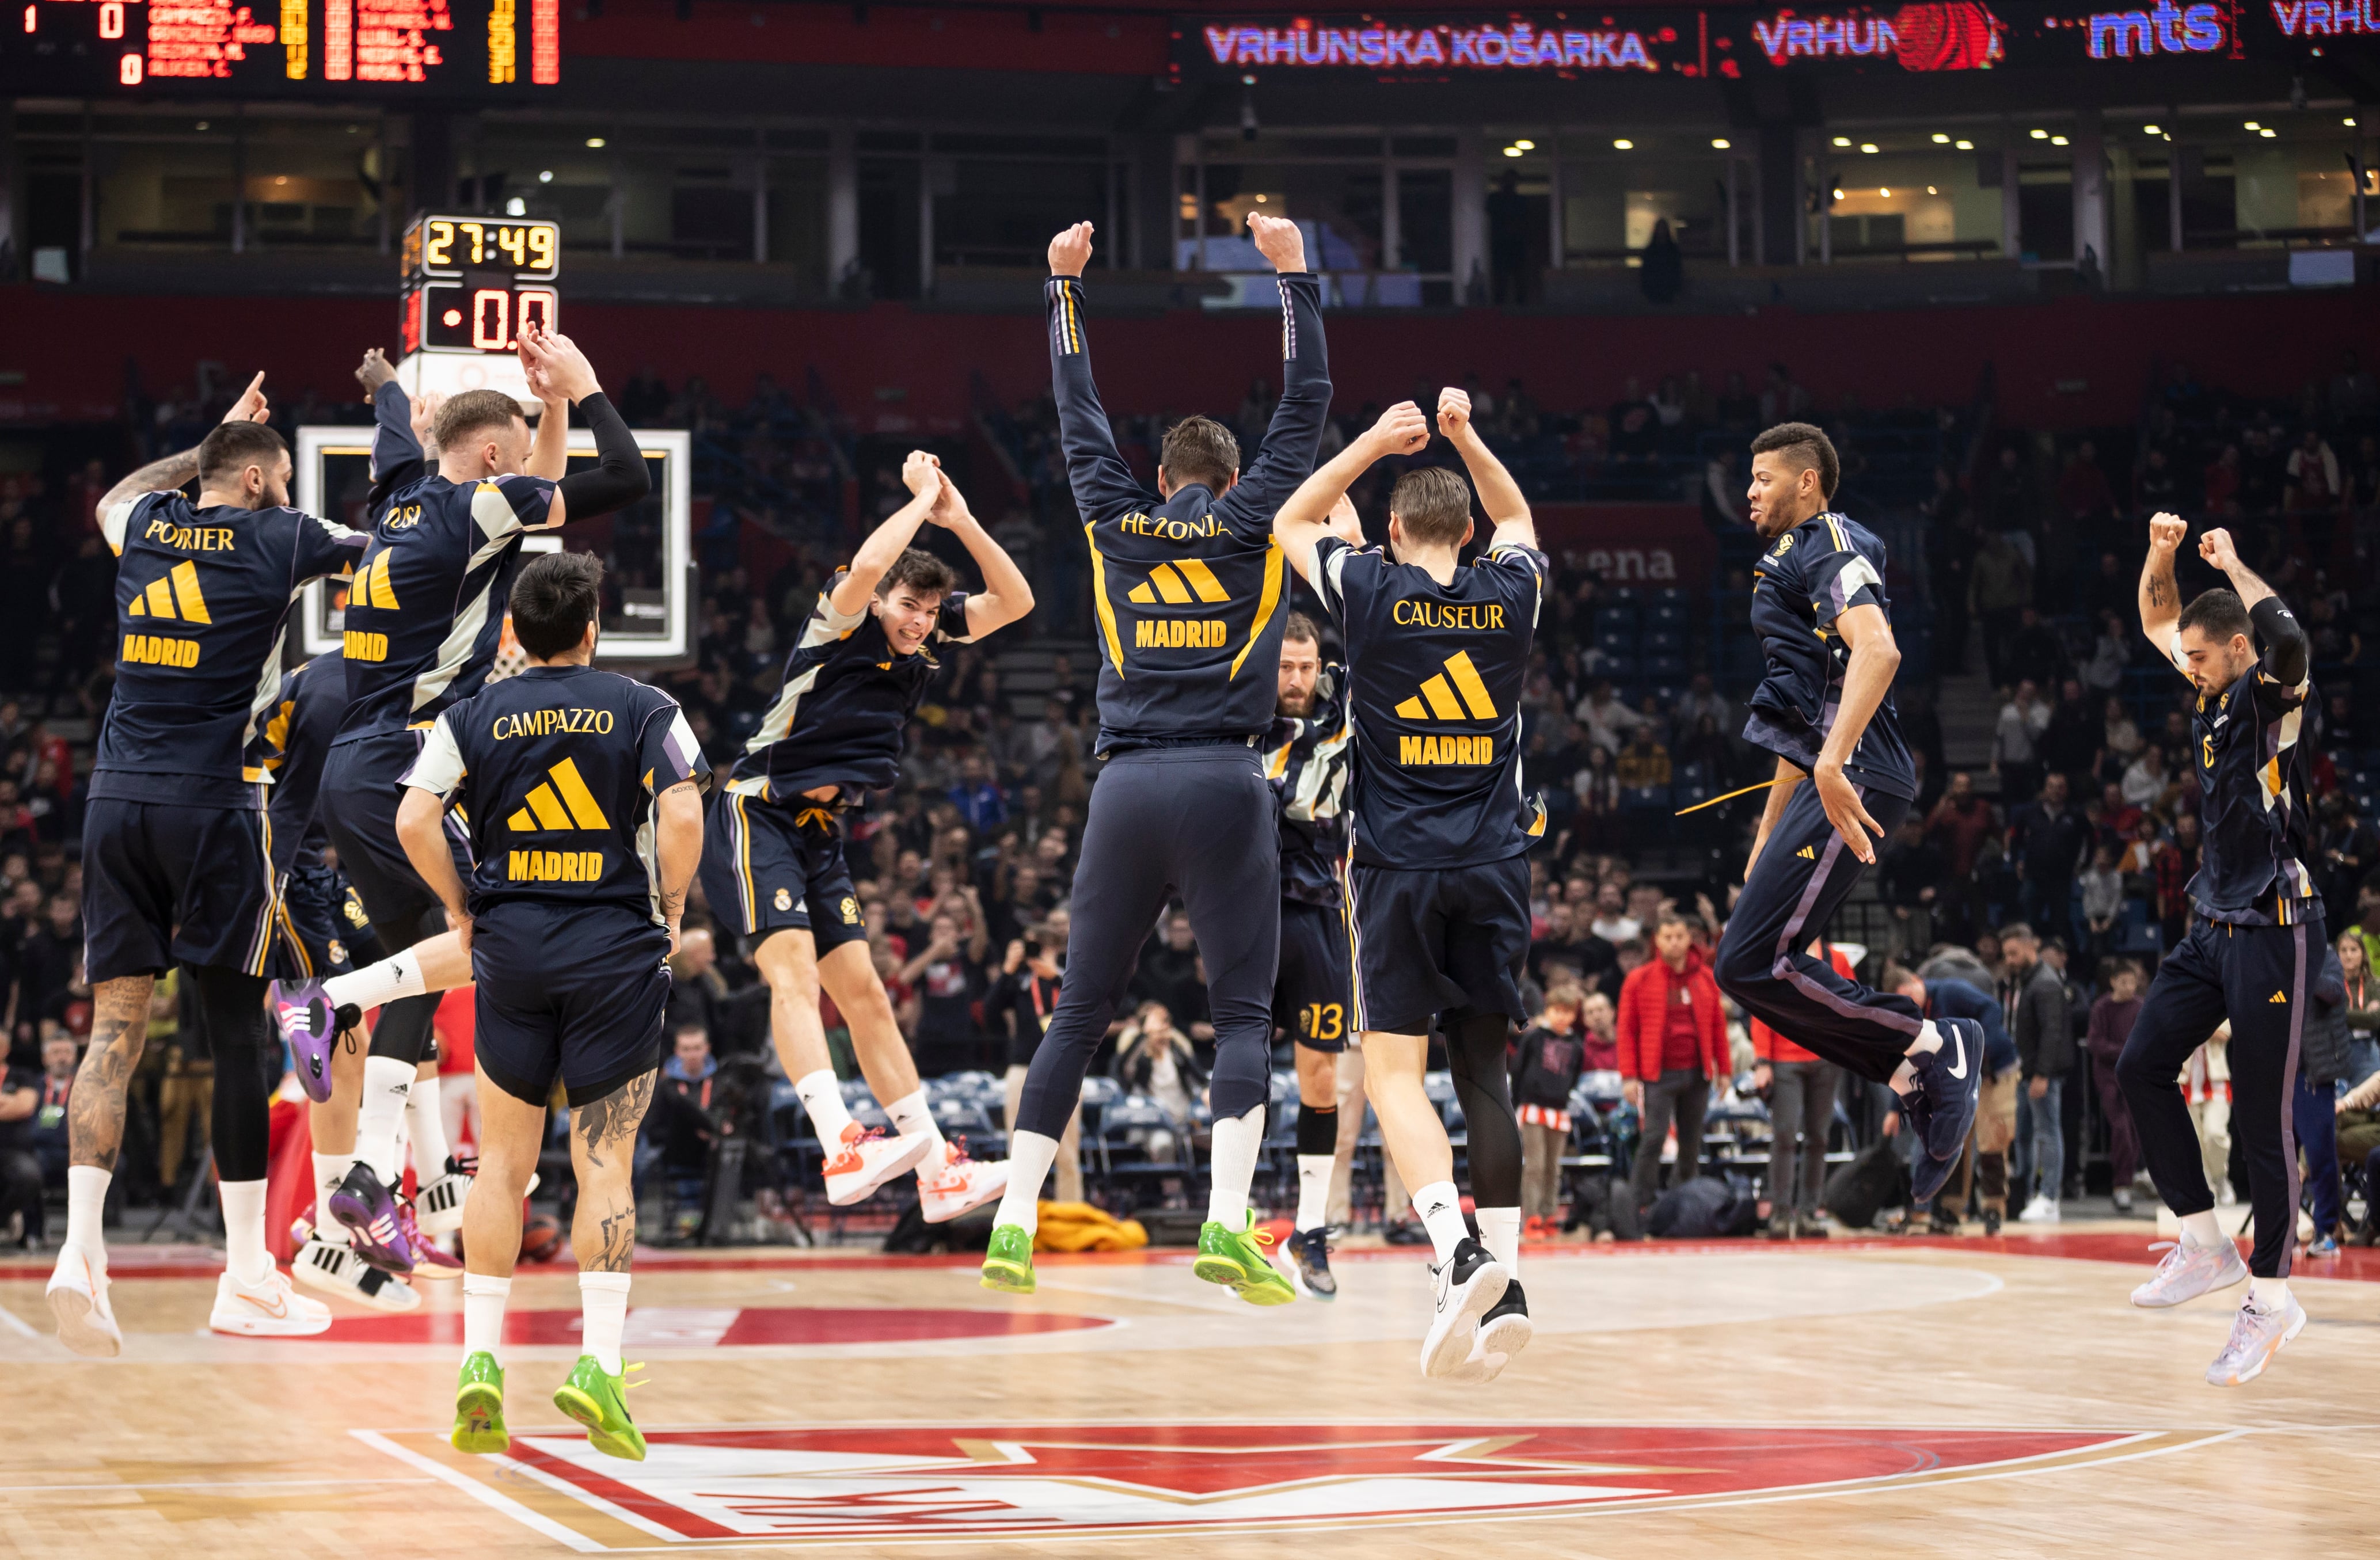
1116,513,1225,540
492,708,615,739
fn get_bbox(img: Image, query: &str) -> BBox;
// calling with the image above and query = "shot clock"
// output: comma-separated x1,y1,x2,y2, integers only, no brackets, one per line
396,212,559,406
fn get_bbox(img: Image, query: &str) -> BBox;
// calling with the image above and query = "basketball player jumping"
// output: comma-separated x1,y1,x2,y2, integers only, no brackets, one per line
982,212,1330,1301
697,451,1031,1221
1274,391,1539,1382
1710,423,1983,1206
2119,516,2320,1386
1267,606,1358,1300
398,551,708,1460
48,377,364,1353
273,325,651,1276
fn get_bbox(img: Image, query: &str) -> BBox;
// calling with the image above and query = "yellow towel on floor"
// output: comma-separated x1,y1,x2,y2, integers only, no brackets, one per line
1033,1200,1149,1253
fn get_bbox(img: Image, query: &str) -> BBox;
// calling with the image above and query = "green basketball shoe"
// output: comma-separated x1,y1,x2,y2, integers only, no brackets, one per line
1192,1217,1297,1306
979,1223,1036,1294
451,1351,508,1455
553,1356,647,1462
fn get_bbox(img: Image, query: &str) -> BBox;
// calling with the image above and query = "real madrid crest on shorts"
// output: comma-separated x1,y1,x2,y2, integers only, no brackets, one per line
841,895,861,924
775,886,793,912
328,938,348,966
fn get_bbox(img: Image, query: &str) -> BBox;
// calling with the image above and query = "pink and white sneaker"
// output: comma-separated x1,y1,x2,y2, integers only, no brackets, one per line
918,1140,1009,1223
2131,1235,2249,1308
821,1123,933,1207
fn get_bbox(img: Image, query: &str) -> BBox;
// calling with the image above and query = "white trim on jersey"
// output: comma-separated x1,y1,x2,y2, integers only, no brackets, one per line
743,595,860,757
403,714,469,799
410,485,534,714
101,498,136,555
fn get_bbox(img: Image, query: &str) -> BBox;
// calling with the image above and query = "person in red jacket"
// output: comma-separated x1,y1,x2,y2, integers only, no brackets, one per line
1750,938,1853,1239
1617,914,1731,1213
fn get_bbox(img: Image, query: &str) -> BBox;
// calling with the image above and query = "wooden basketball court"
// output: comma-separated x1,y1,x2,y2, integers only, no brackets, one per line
3,1223,2374,1556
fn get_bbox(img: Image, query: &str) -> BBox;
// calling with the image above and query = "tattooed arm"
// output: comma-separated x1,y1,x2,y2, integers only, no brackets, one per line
570,1068,658,1272
2139,511,2185,667
68,977,157,1173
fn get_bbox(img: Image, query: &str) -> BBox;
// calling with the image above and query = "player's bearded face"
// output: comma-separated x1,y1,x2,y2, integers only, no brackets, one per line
1744,452,1812,538
1278,644,1318,715
878,587,942,654
2177,626,2255,692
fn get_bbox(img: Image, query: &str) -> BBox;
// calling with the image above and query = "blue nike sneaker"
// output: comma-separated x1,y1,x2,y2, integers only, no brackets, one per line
1904,1017,1983,1204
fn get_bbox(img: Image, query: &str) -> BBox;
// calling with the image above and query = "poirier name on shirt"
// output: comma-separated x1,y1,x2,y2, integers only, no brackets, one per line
508,849,604,881
1391,601,1507,629
492,708,617,739
1401,733,1495,766
141,520,237,551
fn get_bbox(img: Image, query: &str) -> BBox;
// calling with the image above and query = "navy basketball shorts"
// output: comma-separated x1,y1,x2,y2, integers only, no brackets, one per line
322,730,475,946
699,790,868,956
1274,897,1353,1053
272,863,387,981
1343,855,1531,1037
82,797,277,981
472,901,671,1108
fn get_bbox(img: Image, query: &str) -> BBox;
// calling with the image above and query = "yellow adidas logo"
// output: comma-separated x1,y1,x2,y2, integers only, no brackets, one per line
507,758,611,833
1127,558,1229,607
349,553,400,611
2268,990,2288,1005
1393,650,1499,723
1796,845,1816,859
126,560,211,624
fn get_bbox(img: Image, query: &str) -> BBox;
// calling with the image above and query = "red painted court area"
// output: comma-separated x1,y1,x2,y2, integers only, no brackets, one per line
299,1306,1116,1347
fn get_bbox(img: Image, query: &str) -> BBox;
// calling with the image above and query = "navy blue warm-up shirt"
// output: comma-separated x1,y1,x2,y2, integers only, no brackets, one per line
1743,510,1916,802
1048,271,1331,751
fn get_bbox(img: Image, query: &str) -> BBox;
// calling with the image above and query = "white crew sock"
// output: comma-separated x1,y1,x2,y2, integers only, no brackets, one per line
1295,1155,1333,1233
1415,1180,1469,1266
66,1165,111,1259
1905,1019,1944,1057
218,1179,272,1286
795,1070,854,1146
580,1271,632,1373
885,1089,947,1165
324,949,427,1013
2180,1209,2226,1250
312,1153,355,1246
355,1056,416,1181
1477,1205,1522,1279
1206,1104,1265,1230
2249,1275,2291,1310
462,1273,511,1362
993,1130,1060,1235
408,1072,451,1175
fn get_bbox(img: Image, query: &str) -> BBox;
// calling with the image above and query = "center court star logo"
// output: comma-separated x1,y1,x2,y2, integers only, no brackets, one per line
363,1421,2222,1548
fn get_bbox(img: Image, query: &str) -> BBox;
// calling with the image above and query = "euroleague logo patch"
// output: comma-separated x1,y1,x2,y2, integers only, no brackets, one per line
840,895,861,924
373,1421,2215,1546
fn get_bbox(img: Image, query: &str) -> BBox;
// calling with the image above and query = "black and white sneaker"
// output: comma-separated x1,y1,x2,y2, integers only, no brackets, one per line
291,1232,421,1314
1421,1236,1509,1380
414,1154,476,1236
1477,1278,1533,1362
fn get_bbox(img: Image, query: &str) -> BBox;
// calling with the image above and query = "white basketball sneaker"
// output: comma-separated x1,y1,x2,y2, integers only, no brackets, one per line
47,1244,123,1358
209,1266,333,1337
918,1142,1009,1223
821,1123,933,1207
413,1155,476,1236
291,1232,421,1313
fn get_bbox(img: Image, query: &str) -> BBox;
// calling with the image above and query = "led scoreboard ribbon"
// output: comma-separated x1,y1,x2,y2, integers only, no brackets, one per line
3,0,559,93
398,213,558,404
